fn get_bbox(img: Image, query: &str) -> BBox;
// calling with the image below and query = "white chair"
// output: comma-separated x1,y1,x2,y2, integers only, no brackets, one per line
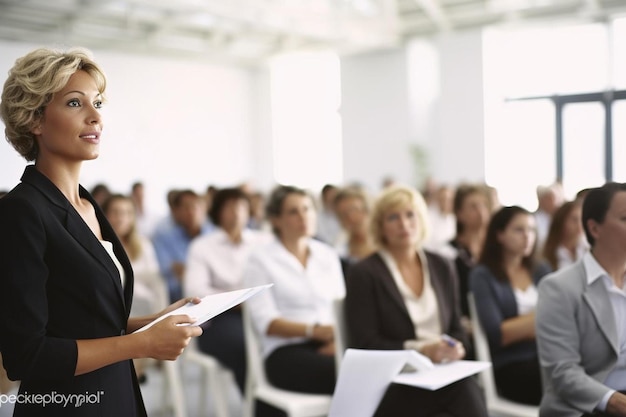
184,338,234,417
332,298,348,372
161,360,188,417
242,305,332,417
467,294,539,417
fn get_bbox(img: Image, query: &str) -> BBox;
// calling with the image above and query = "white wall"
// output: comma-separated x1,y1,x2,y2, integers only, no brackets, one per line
430,30,485,186
340,48,413,193
340,29,486,193
0,40,269,216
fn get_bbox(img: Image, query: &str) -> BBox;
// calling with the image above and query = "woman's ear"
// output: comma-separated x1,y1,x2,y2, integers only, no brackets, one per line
31,119,42,136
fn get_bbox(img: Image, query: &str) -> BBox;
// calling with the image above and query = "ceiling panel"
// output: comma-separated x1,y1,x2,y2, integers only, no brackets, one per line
0,0,625,64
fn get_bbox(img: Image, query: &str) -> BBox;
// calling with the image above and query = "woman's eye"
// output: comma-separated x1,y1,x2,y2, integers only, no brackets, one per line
94,100,103,109
386,213,399,222
67,99,80,107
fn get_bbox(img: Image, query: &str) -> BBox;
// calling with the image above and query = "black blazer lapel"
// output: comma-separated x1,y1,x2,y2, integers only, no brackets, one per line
21,166,127,311
374,253,412,318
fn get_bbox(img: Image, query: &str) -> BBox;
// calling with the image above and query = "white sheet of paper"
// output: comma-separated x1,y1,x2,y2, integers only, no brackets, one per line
133,284,273,333
329,349,412,417
328,349,492,417
392,359,491,391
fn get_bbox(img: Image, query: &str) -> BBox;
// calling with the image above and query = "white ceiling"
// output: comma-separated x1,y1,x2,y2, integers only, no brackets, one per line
1,0,626,65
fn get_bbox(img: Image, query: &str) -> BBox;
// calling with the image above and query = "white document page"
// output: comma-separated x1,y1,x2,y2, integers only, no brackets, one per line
329,349,412,417
134,284,273,333
393,359,491,391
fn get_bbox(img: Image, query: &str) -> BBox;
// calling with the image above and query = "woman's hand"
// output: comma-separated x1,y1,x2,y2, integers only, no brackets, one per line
157,296,202,317
139,314,203,361
420,338,466,363
311,324,334,343
317,341,336,357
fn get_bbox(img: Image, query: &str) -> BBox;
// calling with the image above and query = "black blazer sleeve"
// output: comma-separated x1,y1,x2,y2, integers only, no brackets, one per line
0,196,78,381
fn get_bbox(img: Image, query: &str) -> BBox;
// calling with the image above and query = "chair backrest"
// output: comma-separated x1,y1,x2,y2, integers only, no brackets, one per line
467,293,499,404
242,303,269,387
332,298,349,371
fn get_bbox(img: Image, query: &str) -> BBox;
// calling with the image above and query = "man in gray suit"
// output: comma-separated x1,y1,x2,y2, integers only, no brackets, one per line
536,182,626,417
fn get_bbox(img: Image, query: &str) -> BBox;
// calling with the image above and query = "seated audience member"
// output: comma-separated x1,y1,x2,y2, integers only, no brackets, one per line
333,186,375,276
90,182,111,207
484,184,502,213
542,200,589,271
248,191,270,232
184,187,271,393
534,183,564,249
152,189,212,302
316,184,342,245
102,194,166,382
448,184,492,320
424,184,456,252
537,183,626,417
243,185,345,417
470,206,551,405
345,185,487,417
130,181,159,238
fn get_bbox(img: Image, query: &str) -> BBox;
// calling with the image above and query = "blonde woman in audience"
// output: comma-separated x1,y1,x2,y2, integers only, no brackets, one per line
333,186,375,276
469,206,551,405
345,185,487,417
542,200,589,271
243,185,345,417
184,187,271,394
102,194,167,382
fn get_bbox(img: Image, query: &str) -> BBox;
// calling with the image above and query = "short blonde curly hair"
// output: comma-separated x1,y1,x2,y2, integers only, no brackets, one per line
0,47,106,161
370,185,430,249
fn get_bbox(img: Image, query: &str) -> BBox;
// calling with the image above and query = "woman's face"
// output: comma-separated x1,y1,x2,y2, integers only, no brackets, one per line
381,203,422,250
220,198,250,232
457,192,491,231
497,213,536,257
563,205,583,242
106,199,135,238
32,70,103,163
335,196,369,235
273,194,316,240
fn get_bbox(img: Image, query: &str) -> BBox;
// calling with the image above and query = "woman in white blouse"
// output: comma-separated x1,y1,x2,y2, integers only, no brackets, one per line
243,185,345,413
184,187,271,393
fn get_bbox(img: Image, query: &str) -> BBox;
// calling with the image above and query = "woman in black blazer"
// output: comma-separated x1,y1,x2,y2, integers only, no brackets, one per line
0,47,202,416
345,185,487,417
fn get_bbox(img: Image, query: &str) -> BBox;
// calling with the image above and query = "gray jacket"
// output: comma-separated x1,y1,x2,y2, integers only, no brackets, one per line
536,260,618,417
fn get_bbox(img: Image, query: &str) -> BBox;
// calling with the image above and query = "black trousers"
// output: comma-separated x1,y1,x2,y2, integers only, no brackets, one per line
373,377,488,417
197,309,246,394
255,341,336,417
494,357,542,405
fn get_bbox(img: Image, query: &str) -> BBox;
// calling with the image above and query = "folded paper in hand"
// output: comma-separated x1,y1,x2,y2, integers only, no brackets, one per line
134,284,273,333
